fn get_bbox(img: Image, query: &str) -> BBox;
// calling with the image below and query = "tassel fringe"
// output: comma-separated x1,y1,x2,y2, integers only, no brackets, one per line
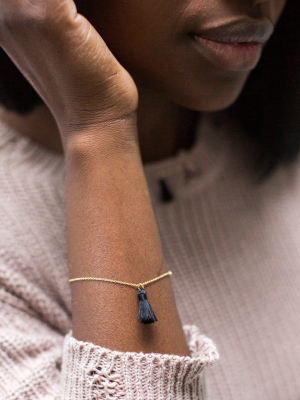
137,288,158,324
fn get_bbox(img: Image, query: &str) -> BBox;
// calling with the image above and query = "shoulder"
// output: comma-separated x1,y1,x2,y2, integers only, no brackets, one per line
0,119,70,327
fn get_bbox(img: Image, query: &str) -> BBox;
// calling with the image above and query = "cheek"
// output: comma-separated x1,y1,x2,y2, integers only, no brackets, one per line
86,1,171,58
88,1,183,76
87,0,193,51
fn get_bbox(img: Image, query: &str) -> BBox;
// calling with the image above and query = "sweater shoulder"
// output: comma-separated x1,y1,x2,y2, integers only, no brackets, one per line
0,118,65,180
0,120,71,331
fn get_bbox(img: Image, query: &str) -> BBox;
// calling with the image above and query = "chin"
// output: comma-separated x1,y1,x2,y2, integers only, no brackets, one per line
193,92,242,112
173,87,244,113
182,81,245,112
167,72,249,112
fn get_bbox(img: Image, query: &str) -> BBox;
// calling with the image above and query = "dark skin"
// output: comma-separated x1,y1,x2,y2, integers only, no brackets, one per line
0,0,286,161
0,0,287,357
0,93,199,163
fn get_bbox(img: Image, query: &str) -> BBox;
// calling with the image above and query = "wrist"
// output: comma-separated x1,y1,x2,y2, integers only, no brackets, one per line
62,114,139,161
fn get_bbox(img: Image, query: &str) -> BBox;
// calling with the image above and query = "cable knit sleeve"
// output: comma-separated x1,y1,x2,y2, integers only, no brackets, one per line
0,299,219,400
62,325,219,400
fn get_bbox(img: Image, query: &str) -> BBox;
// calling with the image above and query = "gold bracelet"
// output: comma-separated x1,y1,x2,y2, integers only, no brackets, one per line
69,270,172,324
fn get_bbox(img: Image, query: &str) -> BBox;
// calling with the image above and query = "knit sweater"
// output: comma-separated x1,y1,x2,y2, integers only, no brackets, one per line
0,110,300,400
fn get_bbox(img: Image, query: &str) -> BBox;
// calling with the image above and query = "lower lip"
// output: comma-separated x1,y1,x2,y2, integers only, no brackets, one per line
190,34,263,71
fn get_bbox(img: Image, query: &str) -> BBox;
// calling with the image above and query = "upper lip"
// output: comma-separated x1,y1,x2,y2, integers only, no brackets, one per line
192,18,274,43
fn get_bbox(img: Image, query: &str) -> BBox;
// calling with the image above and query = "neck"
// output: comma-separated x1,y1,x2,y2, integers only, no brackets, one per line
0,88,199,163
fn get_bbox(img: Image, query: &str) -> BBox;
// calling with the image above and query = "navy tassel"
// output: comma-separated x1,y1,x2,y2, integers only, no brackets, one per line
137,288,158,324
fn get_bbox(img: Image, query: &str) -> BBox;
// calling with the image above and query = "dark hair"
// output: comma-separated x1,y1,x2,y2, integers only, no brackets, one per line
0,0,299,181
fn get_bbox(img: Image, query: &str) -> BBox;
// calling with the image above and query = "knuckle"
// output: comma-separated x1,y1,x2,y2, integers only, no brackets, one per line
0,15,43,37
0,4,47,28
0,1,76,32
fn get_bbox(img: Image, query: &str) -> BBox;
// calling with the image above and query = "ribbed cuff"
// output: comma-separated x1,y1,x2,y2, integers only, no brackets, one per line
61,324,219,400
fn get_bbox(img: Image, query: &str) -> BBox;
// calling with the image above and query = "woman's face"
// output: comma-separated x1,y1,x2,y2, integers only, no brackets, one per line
79,0,287,111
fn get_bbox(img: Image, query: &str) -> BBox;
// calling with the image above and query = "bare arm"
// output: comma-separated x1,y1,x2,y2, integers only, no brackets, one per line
0,2,219,398
0,0,189,357
65,117,190,356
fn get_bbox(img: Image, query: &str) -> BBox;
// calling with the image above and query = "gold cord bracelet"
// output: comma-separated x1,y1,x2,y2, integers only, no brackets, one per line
69,270,172,324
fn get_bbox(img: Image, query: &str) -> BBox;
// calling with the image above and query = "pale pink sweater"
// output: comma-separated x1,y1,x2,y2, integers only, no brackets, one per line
0,111,300,400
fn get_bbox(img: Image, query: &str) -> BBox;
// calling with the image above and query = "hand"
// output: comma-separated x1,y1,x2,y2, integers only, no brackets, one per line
0,0,139,138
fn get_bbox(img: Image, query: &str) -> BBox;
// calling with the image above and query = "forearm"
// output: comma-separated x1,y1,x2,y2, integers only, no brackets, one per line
64,118,190,357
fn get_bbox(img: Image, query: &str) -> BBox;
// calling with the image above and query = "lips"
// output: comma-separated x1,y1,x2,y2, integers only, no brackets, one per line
189,18,274,71
192,18,274,43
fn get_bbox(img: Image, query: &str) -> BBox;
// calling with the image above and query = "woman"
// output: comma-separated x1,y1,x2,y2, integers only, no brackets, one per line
0,0,299,398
